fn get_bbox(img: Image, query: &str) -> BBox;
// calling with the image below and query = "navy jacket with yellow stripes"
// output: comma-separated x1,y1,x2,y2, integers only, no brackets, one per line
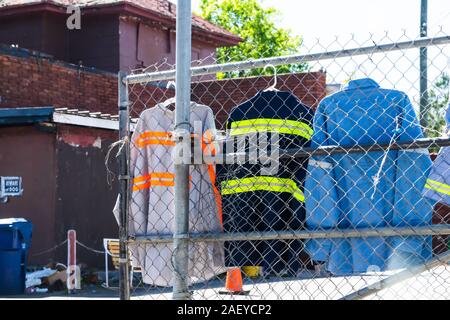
219,90,314,275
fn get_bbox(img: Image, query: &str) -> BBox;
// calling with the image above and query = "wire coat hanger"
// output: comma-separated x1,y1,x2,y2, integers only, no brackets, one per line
263,64,279,92
160,81,176,108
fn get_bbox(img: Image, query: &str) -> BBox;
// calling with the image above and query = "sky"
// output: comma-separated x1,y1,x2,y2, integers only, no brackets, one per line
174,0,450,108
190,0,450,39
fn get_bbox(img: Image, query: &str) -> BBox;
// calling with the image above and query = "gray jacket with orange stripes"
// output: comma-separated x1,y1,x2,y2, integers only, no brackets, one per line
114,102,224,287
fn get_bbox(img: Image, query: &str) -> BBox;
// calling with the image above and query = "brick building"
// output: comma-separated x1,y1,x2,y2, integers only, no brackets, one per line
3,1,443,273
0,0,241,72
0,45,328,268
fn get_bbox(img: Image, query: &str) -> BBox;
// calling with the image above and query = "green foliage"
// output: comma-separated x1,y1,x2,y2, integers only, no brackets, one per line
425,73,449,138
199,0,308,78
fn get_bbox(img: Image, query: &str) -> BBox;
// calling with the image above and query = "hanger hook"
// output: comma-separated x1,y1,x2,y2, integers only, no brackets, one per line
167,81,176,90
264,64,277,89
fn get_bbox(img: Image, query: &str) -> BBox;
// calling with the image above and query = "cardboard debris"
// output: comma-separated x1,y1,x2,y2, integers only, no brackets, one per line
47,270,67,287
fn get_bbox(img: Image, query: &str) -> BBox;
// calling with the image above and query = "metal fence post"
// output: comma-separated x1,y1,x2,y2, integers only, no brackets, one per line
420,0,428,128
172,0,192,300
118,71,131,300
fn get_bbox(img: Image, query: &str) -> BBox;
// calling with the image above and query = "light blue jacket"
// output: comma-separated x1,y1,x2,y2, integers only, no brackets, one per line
305,78,434,275
423,105,450,205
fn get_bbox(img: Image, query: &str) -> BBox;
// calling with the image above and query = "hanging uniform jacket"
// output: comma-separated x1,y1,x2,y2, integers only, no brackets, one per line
304,78,434,275
423,105,450,205
219,90,314,276
114,102,224,287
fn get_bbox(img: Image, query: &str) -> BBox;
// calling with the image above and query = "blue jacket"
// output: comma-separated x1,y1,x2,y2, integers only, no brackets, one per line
423,105,450,205
305,78,434,275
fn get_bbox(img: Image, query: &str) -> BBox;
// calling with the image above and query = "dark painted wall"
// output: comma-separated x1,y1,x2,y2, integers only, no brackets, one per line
0,11,217,73
54,125,119,267
67,14,120,72
0,123,119,268
0,12,120,72
0,13,46,54
0,124,57,265
119,17,217,72
0,12,67,61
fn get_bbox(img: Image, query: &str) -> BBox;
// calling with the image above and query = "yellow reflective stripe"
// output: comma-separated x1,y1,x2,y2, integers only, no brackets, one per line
221,177,305,202
427,179,450,191
292,190,305,203
231,126,312,139
230,119,313,139
425,180,450,196
231,119,313,133
425,184,450,196
223,176,297,188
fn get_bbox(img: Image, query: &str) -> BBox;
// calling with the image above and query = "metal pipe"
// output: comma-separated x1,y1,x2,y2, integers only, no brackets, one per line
215,137,450,162
118,71,130,300
128,224,450,244
172,0,192,301
279,137,450,159
127,36,450,84
341,250,450,300
184,137,450,165
420,0,429,128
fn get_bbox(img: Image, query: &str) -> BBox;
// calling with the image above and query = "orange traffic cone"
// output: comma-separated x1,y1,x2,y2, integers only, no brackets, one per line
219,268,250,295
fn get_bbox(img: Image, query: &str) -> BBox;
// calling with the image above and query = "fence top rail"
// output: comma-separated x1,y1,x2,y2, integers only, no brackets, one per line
180,137,449,164
126,35,450,84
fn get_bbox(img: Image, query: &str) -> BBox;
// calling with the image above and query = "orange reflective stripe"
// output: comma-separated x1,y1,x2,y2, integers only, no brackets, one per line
200,130,222,227
151,173,175,179
150,180,175,187
133,174,151,184
137,139,175,148
136,131,174,148
203,130,215,143
206,164,223,228
133,182,151,192
133,173,193,191
133,180,173,190
139,131,172,139
201,130,217,157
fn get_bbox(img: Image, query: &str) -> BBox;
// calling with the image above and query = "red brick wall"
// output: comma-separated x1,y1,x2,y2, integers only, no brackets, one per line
192,72,327,130
0,51,326,128
0,52,118,113
0,51,171,115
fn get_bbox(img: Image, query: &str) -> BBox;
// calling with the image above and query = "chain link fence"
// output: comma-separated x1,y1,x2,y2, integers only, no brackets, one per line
116,28,450,300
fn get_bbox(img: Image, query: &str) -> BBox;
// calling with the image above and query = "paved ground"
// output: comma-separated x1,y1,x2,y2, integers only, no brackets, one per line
2,266,449,300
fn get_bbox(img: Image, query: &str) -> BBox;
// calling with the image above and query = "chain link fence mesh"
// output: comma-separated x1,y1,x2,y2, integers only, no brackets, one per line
119,29,450,300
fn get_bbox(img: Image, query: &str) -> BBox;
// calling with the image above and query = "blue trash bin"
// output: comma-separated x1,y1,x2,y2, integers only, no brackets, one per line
0,218,33,296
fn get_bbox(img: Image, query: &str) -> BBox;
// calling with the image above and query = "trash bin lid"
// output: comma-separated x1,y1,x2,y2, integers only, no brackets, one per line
0,218,32,246
0,218,27,225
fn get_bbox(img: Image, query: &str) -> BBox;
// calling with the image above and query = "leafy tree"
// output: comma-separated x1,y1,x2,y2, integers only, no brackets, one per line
199,0,308,78
425,73,449,138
